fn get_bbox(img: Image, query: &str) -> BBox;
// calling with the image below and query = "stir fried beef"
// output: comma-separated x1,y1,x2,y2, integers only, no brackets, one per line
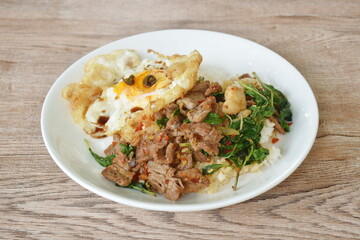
100,80,226,201
176,151,193,170
164,103,179,118
166,116,183,137
193,150,209,162
147,162,184,201
176,92,205,115
181,122,223,156
187,96,216,122
190,80,210,93
135,136,153,163
205,82,222,96
165,142,177,165
102,157,134,187
177,168,210,193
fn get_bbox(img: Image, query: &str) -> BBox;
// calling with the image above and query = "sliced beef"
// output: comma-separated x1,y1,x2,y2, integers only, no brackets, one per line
166,116,183,137
193,150,209,162
154,111,165,120
102,159,135,187
135,130,170,163
150,131,169,163
176,92,205,115
190,80,210,93
181,122,223,156
153,148,167,164
177,168,210,193
187,96,215,123
205,82,222,96
165,142,177,165
214,102,225,118
164,178,184,201
104,133,127,156
164,103,179,118
176,151,193,170
147,162,184,201
135,136,153,162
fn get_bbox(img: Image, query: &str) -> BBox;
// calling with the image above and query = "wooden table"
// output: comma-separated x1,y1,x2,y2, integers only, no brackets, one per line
1,0,359,239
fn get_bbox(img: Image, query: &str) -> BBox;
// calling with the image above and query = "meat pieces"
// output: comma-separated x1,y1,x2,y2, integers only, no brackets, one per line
176,151,193,170
190,80,210,93
136,130,170,163
104,133,127,157
193,150,209,162
164,103,179,118
187,96,216,123
102,160,134,187
181,122,223,155
135,136,153,162
165,142,177,165
177,168,210,193
166,116,183,137
147,162,184,201
176,92,205,115
205,82,222,96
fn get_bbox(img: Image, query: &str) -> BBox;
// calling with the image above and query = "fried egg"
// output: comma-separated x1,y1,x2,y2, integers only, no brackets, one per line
63,49,202,144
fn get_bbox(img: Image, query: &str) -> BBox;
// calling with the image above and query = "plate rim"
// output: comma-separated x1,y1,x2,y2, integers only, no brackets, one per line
41,29,319,212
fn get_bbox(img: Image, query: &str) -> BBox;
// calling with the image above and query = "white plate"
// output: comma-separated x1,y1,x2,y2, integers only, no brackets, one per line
41,29,319,212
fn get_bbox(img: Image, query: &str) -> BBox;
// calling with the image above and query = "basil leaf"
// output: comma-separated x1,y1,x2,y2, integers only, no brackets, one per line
252,147,269,163
202,164,227,175
183,118,191,123
89,147,114,167
119,143,135,157
156,117,169,128
204,113,224,125
170,108,180,118
116,182,156,196
200,149,210,157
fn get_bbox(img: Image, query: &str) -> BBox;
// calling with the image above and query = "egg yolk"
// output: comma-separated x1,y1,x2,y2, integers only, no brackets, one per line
113,70,170,98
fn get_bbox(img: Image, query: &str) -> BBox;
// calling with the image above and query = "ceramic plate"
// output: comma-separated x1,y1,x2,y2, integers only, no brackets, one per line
41,29,319,211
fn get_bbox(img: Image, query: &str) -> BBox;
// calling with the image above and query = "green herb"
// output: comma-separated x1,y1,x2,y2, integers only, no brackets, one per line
116,182,156,196
183,118,191,123
212,92,224,97
197,76,205,82
156,117,169,128
119,143,135,157
85,139,114,167
202,164,227,175
179,142,191,147
200,149,210,156
204,113,224,125
170,108,180,118
252,147,269,163
218,73,293,191
253,72,292,132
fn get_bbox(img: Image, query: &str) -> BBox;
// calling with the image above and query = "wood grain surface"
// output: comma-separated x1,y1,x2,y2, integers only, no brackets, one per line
1,0,360,239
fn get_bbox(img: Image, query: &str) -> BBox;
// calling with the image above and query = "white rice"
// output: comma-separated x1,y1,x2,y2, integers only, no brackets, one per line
199,118,282,194
260,118,275,144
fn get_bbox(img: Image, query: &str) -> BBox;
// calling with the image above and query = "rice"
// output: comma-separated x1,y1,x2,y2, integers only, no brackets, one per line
199,117,282,194
260,119,275,144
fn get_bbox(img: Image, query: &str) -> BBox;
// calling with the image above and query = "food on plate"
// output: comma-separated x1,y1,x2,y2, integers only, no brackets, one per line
63,49,292,201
